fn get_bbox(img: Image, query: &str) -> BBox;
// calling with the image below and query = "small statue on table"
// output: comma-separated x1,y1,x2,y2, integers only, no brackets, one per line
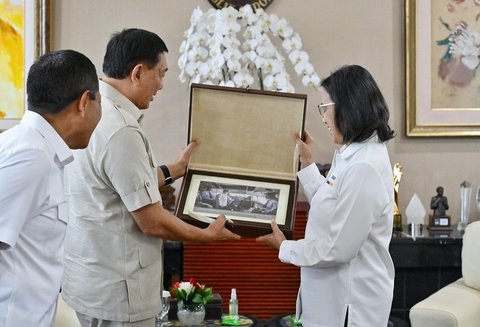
428,186,452,231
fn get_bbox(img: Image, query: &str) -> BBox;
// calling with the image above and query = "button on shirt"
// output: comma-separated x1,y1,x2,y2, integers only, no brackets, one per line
0,111,73,327
62,80,163,322
280,135,395,327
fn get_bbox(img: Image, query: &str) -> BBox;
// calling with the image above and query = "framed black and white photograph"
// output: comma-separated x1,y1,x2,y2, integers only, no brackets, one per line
176,171,296,238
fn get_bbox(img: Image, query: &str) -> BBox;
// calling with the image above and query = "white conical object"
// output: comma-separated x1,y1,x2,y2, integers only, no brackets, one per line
405,193,426,224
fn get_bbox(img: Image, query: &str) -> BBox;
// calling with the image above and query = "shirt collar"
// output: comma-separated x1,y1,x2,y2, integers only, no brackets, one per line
336,133,379,160
99,79,144,123
20,110,74,167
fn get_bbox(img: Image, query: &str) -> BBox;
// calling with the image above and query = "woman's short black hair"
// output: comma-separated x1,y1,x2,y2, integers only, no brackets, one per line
103,28,168,79
26,49,98,114
321,65,395,143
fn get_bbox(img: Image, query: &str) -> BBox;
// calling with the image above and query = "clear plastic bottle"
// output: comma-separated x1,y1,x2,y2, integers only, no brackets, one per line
228,288,239,320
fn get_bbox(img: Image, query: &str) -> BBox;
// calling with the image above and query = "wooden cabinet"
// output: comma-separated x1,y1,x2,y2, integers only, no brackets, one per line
389,227,463,322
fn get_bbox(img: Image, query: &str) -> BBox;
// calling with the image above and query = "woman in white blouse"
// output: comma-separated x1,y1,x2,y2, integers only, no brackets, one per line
257,65,395,327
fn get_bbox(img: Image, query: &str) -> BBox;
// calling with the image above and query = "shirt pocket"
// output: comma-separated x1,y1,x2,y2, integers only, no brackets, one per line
137,248,162,301
57,201,69,224
38,201,69,257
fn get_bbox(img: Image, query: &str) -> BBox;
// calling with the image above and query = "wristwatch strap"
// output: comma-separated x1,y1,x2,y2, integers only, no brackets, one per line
159,165,173,185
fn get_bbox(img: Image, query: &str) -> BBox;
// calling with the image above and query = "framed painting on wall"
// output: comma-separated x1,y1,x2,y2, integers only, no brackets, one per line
406,0,480,137
0,0,50,130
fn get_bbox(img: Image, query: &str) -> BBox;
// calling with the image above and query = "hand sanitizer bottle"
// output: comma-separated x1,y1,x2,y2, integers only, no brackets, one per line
229,288,239,320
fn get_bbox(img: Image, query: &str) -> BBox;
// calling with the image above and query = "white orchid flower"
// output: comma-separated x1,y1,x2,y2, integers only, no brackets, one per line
263,73,293,91
188,32,209,47
187,47,208,62
282,33,302,52
178,5,322,93
224,47,242,62
210,54,226,68
294,62,314,76
179,40,189,53
179,71,187,83
288,50,310,65
239,4,253,16
243,25,262,39
233,69,255,88
243,50,257,63
242,38,260,52
253,56,267,70
185,61,202,77
220,6,239,22
190,7,204,26
208,45,222,59
199,61,222,80
178,53,188,70
256,44,276,58
262,73,277,90
240,5,256,25
270,18,292,38
226,59,241,71
223,36,241,49
302,73,321,88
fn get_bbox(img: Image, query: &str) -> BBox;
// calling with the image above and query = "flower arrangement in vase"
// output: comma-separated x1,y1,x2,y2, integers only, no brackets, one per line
170,278,213,326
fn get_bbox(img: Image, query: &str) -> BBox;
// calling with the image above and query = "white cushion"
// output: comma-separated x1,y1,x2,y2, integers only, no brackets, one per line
409,279,480,327
55,295,81,327
462,221,480,291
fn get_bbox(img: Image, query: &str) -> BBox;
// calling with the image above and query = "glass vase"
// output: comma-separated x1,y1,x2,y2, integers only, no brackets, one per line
177,303,205,326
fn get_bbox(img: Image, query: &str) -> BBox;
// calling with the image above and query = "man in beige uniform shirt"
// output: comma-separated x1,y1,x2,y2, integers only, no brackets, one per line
62,28,240,327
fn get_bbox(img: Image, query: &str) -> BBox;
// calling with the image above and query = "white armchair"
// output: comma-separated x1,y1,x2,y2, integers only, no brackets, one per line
409,221,480,327
54,295,80,327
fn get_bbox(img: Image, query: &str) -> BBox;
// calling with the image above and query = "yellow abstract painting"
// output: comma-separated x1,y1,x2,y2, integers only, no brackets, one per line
0,0,24,120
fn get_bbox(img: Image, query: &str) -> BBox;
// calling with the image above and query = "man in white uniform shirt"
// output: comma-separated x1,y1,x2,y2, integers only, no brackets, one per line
0,50,101,327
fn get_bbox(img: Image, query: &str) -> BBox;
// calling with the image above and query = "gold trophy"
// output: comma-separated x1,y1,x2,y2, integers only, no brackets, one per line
393,163,403,232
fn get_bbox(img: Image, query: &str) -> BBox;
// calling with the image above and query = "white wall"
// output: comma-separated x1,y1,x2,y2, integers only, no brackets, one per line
53,0,480,225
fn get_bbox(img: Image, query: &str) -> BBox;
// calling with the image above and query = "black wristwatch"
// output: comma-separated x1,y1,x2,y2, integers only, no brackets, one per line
159,165,173,185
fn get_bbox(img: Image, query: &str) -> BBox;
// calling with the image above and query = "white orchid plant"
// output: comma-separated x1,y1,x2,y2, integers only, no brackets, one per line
178,5,321,93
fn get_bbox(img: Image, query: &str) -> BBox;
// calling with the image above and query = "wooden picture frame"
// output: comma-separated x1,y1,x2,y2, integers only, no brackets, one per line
406,0,480,137
0,0,50,130
175,84,307,238
177,170,296,238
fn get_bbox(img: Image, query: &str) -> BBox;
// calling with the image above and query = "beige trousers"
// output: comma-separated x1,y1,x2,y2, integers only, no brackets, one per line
76,312,155,327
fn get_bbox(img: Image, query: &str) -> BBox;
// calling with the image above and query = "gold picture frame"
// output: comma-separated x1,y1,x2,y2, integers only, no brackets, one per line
0,0,50,130
406,0,480,137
